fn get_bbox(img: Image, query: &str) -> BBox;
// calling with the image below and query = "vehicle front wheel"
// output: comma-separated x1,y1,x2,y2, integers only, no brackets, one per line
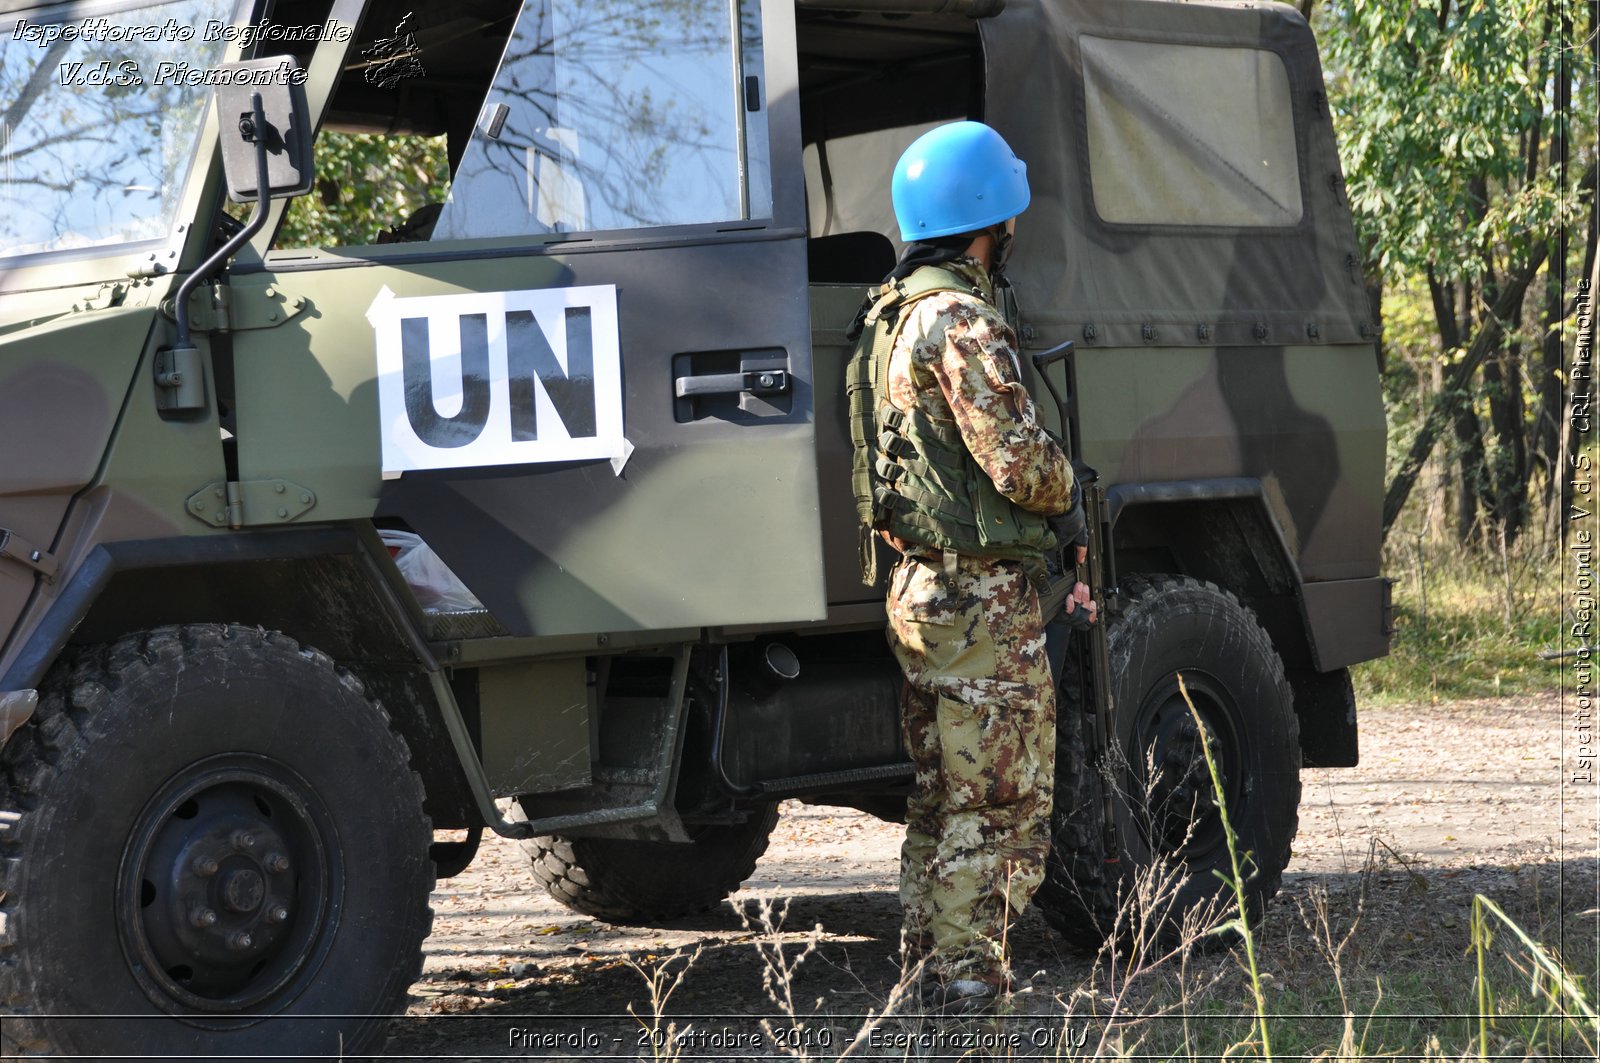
0,626,433,1059
1035,576,1301,950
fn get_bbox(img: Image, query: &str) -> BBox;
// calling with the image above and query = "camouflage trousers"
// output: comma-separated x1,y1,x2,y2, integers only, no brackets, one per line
886,551,1056,983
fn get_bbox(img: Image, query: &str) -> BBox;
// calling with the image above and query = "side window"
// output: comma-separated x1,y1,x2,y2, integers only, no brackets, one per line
433,0,771,241
803,120,951,246
0,0,236,260
1080,35,1302,228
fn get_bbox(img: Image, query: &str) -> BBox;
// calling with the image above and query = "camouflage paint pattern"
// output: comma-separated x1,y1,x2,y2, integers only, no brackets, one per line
979,0,1386,589
1072,343,1386,581
880,261,1068,982
888,553,1055,982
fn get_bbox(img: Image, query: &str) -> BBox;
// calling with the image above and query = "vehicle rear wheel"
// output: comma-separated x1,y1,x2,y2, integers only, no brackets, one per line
1035,576,1300,951
517,804,780,925
0,625,433,1059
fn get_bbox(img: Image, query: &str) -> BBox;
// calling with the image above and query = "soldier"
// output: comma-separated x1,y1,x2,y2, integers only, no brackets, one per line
849,120,1094,1012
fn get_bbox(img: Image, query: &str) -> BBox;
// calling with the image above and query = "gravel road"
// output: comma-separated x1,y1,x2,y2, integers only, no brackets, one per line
383,691,1596,1060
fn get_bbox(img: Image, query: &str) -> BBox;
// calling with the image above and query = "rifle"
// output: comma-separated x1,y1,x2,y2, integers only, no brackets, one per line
1032,343,1120,861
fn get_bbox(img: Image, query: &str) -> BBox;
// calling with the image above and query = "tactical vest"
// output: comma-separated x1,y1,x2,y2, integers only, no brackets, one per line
846,265,1056,586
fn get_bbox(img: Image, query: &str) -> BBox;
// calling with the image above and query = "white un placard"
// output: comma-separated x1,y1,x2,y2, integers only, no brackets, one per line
368,284,627,476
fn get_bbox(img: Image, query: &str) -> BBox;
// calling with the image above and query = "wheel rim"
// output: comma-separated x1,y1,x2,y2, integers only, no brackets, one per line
117,754,342,1015
1125,670,1245,861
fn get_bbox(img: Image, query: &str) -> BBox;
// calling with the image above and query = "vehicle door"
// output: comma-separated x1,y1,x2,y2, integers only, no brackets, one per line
226,0,823,637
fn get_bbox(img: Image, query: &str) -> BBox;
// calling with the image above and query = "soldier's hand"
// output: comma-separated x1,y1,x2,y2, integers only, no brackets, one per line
1075,544,1087,566
879,528,914,554
1064,580,1097,624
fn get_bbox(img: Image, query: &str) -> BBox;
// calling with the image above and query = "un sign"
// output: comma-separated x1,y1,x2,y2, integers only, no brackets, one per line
369,285,627,476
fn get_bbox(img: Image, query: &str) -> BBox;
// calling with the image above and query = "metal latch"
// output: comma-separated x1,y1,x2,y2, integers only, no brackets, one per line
674,369,789,399
186,480,317,529
0,529,59,582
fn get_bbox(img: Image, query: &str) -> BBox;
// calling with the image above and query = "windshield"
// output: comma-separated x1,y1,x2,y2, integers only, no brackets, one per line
0,0,236,263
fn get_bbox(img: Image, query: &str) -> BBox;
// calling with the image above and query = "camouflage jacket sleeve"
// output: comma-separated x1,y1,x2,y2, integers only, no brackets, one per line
895,292,1075,514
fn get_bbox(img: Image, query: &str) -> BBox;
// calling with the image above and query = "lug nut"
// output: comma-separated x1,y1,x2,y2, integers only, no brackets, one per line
192,856,219,878
267,905,289,924
231,830,255,851
190,907,218,928
265,852,290,874
228,931,254,951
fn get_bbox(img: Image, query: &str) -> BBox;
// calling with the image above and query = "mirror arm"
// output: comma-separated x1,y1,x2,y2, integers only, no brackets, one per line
173,92,273,351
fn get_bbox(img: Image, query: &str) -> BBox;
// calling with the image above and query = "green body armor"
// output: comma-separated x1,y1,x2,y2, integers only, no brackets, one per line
846,265,1056,586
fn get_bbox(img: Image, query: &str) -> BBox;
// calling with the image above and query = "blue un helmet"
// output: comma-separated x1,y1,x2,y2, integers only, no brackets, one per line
891,121,1030,242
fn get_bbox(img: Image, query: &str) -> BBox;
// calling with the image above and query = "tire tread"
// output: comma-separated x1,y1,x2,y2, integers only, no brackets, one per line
517,804,780,925
1037,575,1300,951
0,624,434,1058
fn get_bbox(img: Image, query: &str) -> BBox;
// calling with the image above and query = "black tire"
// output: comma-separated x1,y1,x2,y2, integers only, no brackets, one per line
1036,576,1301,951
0,625,434,1060
517,804,780,925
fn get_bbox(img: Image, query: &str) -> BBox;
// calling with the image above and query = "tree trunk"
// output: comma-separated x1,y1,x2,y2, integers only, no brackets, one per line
1537,1,1571,503
1457,273,1491,542
1479,259,1529,543
1384,242,1555,538
1454,404,1489,545
1429,357,1447,539
1540,254,1566,505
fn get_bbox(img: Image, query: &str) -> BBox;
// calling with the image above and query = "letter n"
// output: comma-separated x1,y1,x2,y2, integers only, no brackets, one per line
506,307,597,440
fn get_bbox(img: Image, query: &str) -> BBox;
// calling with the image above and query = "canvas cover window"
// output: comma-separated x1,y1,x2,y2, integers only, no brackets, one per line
434,0,770,240
1081,35,1302,228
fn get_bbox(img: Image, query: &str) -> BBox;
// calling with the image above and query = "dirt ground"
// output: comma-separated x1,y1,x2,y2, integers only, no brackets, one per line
382,691,1597,1060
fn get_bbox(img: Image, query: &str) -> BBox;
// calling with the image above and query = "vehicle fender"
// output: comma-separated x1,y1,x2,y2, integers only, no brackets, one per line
0,526,481,826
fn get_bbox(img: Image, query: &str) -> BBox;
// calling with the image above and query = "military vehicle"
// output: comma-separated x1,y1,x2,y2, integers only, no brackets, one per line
0,0,1389,1054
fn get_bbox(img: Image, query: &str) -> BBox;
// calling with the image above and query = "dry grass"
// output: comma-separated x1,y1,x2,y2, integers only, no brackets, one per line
619,683,1596,1062
1355,531,1567,707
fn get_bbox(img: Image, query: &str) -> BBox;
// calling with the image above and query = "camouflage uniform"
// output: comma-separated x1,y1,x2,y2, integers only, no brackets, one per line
882,257,1075,984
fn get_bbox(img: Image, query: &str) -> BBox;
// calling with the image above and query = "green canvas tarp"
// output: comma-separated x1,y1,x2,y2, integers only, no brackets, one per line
979,0,1374,353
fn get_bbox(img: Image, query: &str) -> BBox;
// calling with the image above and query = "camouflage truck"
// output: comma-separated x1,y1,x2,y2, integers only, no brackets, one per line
0,0,1390,1054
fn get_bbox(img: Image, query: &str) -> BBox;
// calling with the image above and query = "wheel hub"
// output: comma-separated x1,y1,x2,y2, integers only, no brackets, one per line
219,867,266,914
1128,673,1243,860
117,756,337,1014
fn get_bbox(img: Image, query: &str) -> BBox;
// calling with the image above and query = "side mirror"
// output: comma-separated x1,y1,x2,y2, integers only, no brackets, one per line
214,57,314,202
158,55,315,408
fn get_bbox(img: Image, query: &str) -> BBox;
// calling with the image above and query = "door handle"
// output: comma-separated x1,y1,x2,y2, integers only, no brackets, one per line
674,369,789,399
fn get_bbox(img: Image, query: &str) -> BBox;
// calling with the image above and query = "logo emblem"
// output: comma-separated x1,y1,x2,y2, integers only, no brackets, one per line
368,285,628,476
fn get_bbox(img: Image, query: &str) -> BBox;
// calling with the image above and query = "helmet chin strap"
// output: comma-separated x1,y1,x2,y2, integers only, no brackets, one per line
989,222,1015,286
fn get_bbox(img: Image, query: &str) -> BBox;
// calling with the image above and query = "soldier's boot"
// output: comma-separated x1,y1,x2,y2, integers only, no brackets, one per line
921,970,1014,1015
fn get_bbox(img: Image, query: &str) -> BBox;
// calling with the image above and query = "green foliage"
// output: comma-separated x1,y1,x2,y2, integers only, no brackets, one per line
1317,0,1595,547
1320,0,1586,285
277,130,448,248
